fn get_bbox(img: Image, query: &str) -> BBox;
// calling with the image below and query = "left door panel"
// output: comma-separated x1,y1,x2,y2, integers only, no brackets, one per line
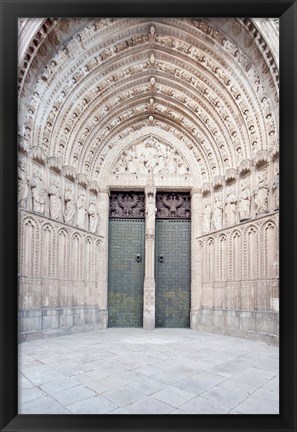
108,218,145,327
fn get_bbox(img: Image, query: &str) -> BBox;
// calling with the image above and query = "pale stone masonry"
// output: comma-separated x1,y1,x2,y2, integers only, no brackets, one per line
18,18,279,343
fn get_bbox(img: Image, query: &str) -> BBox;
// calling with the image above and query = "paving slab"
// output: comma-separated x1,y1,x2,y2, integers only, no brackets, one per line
51,384,97,406
125,396,173,414
67,395,118,414
154,386,196,408
103,386,146,406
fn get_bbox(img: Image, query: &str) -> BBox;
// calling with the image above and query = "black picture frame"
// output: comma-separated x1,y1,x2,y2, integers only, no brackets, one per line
1,1,296,431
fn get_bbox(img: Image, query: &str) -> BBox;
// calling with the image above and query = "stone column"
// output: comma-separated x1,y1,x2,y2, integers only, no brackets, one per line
190,187,203,330
143,178,156,330
96,187,109,328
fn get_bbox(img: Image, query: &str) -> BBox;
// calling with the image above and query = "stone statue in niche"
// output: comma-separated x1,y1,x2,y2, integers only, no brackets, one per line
224,188,237,226
64,187,76,225
88,197,98,234
202,199,212,234
76,192,86,229
272,163,279,210
48,180,63,221
18,156,29,208
213,194,223,231
239,178,251,220
31,168,47,215
254,171,269,215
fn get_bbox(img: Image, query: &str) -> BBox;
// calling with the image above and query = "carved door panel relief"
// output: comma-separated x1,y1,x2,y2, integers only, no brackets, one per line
155,192,191,328
108,192,145,327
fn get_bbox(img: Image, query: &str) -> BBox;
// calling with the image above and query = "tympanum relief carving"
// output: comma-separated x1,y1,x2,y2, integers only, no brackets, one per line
112,137,190,176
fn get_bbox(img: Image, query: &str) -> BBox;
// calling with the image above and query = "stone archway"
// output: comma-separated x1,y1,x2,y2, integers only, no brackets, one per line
18,18,279,343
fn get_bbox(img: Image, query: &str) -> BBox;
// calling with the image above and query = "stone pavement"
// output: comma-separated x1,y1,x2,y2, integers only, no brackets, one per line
18,328,279,414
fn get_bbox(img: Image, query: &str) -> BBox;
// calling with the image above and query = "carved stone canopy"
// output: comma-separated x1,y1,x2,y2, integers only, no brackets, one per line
112,137,190,176
109,192,145,218
156,192,191,219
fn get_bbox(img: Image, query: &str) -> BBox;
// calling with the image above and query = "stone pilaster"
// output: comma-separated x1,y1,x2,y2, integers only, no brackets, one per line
143,177,156,330
190,187,203,329
96,188,109,328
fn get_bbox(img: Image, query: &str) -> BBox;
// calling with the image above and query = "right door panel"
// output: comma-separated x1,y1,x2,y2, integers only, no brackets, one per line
155,219,191,328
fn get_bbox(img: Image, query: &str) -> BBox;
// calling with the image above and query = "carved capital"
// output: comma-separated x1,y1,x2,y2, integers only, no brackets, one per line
238,159,253,176
254,149,270,167
213,175,223,190
202,182,211,195
29,146,47,165
48,156,62,173
225,168,237,184
88,180,99,193
76,173,88,188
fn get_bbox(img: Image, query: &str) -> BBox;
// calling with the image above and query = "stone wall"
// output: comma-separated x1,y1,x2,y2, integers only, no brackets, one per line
18,209,107,341
191,212,279,344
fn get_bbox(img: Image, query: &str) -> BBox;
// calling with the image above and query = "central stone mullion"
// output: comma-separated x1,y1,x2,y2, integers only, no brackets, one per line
143,175,156,330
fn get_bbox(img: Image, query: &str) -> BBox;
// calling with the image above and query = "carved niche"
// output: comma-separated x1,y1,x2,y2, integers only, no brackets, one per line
109,192,145,218
156,192,191,219
112,137,190,176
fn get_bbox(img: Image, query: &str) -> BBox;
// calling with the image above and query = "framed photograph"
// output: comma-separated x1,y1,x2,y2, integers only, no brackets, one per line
1,1,296,431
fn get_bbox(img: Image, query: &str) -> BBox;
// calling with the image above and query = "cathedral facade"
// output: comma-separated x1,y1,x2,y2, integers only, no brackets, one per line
18,18,279,344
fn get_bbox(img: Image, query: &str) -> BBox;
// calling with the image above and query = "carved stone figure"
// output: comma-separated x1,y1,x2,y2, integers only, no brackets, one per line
213,194,223,231
64,188,76,225
18,157,29,208
225,189,237,226
272,164,279,210
239,179,251,220
254,171,269,215
203,199,212,234
146,196,157,236
88,197,98,233
76,193,86,229
48,180,62,221
126,146,138,174
31,169,46,214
